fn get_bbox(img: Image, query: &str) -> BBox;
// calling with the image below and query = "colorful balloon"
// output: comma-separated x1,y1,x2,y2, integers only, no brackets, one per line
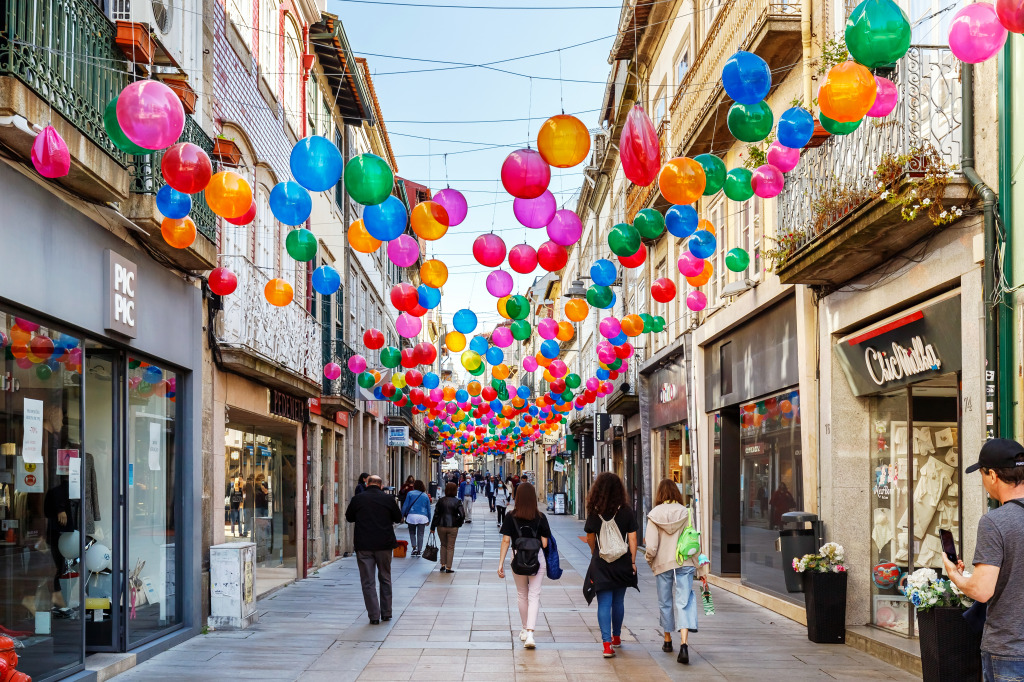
997,0,1024,32
565,298,589,322
724,167,755,201
819,61,877,123
725,247,751,272
686,260,713,287
116,80,184,150
363,195,407,241
537,241,568,272
777,107,816,149
486,270,514,298
687,290,708,312
270,181,313,225
513,190,557,229
208,267,238,296
264,278,294,307
420,259,449,288
666,204,699,239
591,259,617,286
949,2,1007,63
290,135,343,191
633,208,665,239
620,105,661,186
599,316,621,339
727,101,774,142
508,243,538,274
433,188,468,226
491,326,513,348
819,113,862,135
537,114,591,168
285,228,317,261
608,223,641,257
446,331,467,351
161,217,196,249
364,328,386,350
156,185,191,219
453,309,478,334
205,171,253,219
659,157,707,206
387,234,420,267
104,97,149,155
867,76,899,117
546,209,583,246
410,201,449,241
586,285,614,309
345,153,394,205
537,318,559,339
722,51,771,104
312,265,341,295
651,278,676,303
501,148,550,199
618,243,647,269
845,0,911,68
396,312,422,338
688,229,717,259
348,219,382,253
161,142,212,193
473,233,507,267
767,141,800,172
694,154,727,195
226,201,256,226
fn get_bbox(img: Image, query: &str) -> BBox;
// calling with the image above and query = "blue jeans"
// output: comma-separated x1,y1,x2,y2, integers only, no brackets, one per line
982,651,1024,682
596,588,627,643
657,566,699,633
407,523,426,552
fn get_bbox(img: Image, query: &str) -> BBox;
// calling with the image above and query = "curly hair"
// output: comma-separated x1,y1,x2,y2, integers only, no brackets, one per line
586,472,629,518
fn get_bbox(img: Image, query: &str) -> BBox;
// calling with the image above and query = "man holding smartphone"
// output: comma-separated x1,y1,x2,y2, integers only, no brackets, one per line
944,438,1024,682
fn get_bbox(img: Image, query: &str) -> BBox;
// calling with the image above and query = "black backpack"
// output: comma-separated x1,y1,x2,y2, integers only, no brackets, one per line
510,516,543,576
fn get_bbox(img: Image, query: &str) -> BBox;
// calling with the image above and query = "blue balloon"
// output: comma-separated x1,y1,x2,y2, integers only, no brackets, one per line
311,265,341,296
722,51,771,105
290,135,343,192
363,195,407,241
529,405,539,416
666,204,699,239
490,399,504,413
590,258,617,286
517,385,531,399
609,331,627,346
422,372,440,389
485,346,505,365
455,389,469,403
453,308,478,334
540,339,560,359
373,386,385,400
596,368,610,380
469,335,488,355
777,107,815,149
156,185,191,219
689,230,717,259
269,181,312,226
417,284,441,309
143,366,163,383
604,292,617,310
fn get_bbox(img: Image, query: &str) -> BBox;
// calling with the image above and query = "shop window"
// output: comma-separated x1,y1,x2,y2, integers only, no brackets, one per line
720,342,733,396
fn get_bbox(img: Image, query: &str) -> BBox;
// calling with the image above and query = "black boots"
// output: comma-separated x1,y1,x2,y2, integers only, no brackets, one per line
677,644,689,664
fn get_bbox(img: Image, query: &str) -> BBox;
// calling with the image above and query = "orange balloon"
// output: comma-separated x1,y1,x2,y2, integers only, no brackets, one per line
264,278,294,307
8,326,30,345
443,386,456,400
818,61,877,123
445,331,466,351
543,369,555,383
564,298,589,322
621,313,644,337
497,295,512,320
697,218,715,237
536,353,553,368
535,396,547,408
205,171,252,219
10,343,28,359
467,380,481,396
556,321,574,341
161,217,196,249
420,259,449,288
686,259,714,287
658,157,706,206
536,114,591,168
493,363,510,380
348,219,381,254
410,201,449,241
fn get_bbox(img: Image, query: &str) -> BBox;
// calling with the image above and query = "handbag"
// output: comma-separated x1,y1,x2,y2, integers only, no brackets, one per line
545,533,563,580
676,504,701,564
421,532,439,562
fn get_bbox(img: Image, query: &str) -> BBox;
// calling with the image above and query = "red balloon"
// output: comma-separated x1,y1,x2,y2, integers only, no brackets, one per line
619,242,647,268
161,142,213,194
381,383,397,398
537,241,568,272
30,335,54,359
615,343,633,359
405,369,423,387
226,201,256,226
619,105,661,187
409,388,425,404
550,379,566,394
400,348,417,368
363,328,385,350
414,342,437,365
508,243,538,274
651,277,677,303
390,283,418,311
208,266,238,296
407,302,428,318
473,233,507,267
481,387,497,401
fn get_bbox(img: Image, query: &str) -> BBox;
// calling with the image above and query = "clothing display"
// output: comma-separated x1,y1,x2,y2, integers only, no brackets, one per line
872,509,893,552
913,456,954,538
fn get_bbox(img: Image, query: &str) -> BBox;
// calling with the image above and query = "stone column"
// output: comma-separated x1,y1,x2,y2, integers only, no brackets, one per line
308,422,322,568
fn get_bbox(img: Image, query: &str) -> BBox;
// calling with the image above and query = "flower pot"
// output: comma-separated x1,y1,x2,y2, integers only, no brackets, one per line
114,21,154,64
159,76,197,115
805,120,832,149
212,137,242,166
802,571,847,643
917,606,982,682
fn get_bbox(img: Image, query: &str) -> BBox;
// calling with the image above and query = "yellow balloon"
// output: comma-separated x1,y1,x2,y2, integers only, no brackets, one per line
446,331,466,351
467,380,482,396
537,114,591,168
391,372,406,389
497,295,511,320
461,350,482,371
420,259,449,288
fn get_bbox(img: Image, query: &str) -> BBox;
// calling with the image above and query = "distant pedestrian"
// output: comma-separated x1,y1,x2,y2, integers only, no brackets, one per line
398,475,415,506
354,472,369,496
497,482,550,650
431,482,465,573
495,478,510,528
458,474,477,524
584,472,638,659
228,478,244,537
344,475,401,624
401,480,432,556
645,479,707,665
486,475,497,512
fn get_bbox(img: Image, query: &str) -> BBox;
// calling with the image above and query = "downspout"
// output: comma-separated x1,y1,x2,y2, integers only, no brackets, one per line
801,0,813,110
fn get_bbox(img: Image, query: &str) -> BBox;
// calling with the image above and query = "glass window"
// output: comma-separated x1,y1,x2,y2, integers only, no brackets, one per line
256,186,274,275
284,20,302,134
710,411,723,573
661,424,692,504
260,0,278,75
677,47,690,86
228,0,253,48
738,196,762,281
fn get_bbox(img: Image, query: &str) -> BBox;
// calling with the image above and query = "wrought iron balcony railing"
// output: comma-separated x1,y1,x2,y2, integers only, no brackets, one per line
322,337,357,401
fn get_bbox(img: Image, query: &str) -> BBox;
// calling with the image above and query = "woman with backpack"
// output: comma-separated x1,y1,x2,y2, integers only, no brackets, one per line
401,480,432,556
645,479,707,665
583,472,638,659
497,482,550,650
494,478,510,528
430,482,465,573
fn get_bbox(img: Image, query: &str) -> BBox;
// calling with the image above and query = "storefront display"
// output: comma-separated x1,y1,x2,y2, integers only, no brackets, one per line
647,356,691,503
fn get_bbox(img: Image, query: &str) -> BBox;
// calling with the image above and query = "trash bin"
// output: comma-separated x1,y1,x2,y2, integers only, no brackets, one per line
779,511,822,593
429,481,439,498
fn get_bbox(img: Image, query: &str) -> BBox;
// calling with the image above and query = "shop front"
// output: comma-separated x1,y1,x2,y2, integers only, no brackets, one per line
646,355,692,504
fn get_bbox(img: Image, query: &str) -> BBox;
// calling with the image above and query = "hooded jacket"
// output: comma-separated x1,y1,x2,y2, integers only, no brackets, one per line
644,502,705,576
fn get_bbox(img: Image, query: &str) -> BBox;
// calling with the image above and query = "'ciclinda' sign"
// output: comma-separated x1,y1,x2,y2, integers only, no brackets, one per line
864,336,942,387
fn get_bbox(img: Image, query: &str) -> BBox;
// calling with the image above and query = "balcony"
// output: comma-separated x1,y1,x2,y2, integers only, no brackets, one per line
775,47,969,287
216,257,323,397
668,0,801,157
321,337,358,410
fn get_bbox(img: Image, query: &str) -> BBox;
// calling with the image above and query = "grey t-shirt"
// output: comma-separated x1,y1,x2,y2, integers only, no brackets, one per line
972,498,1024,656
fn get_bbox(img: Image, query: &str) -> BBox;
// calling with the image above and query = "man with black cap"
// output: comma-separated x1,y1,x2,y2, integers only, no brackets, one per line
944,438,1024,682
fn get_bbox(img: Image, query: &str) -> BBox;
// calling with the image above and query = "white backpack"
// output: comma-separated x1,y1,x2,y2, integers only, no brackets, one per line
598,511,628,563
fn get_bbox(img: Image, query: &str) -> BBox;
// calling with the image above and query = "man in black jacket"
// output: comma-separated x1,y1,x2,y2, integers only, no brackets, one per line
345,475,401,624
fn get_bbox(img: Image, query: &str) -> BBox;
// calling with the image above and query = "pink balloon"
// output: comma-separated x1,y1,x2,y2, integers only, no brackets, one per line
619,104,661,187
766,141,800,173
752,164,785,198
597,345,616,364
388,234,420,267
14,318,39,332
513,191,557,228
949,2,1007,63
446,402,457,414
548,360,567,378
501,148,550,199
537,318,559,339
586,377,600,391
997,0,1024,32
678,253,705,277
433,188,468,226
867,76,899,118
486,269,514,297
545,209,583,246
491,326,513,348
687,290,708,311
522,356,539,372
430,387,444,402
471,396,482,405
31,126,70,178
116,80,185,150
342,357,361,375
396,312,423,338
599,316,621,339
473,233,507,267
508,243,538,274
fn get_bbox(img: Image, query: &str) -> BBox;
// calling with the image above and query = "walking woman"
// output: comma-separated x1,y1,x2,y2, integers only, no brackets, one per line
430,482,465,573
494,477,510,528
401,480,432,556
583,472,638,659
645,479,707,665
497,482,550,650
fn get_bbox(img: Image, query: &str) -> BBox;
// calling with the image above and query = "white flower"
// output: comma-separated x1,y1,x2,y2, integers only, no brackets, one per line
880,190,890,199
877,181,884,189
922,198,931,205
940,210,948,218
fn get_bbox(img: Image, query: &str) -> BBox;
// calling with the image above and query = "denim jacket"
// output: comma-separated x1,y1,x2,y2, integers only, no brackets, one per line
402,490,432,520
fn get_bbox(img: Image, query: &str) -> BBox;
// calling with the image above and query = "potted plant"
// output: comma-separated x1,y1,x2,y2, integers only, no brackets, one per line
114,21,154,64
793,542,848,643
393,539,408,559
212,135,242,166
902,568,981,681
158,75,197,114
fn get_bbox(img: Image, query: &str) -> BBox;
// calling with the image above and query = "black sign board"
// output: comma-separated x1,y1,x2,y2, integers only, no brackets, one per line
595,412,611,442
270,389,308,422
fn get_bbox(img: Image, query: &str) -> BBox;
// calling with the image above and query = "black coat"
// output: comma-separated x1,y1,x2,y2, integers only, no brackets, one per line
345,487,401,552
583,508,639,602
431,496,465,530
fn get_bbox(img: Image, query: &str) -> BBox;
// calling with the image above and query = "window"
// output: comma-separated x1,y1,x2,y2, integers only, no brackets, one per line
284,19,302,134
260,0,277,75
653,86,666,126
307,77,319,135
228,0,253,48
738,196,763,280
709,199,726,305
256,186,275,275
677,47,690,86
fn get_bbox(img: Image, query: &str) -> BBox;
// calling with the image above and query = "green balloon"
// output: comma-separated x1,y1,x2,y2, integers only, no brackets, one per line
608,222,641,257
845,0,911,69
633,208,665,240
285,228,318,262
561,389,574,401
506,294,530,320
725,247,751,272
819,113,862,135
694,154,727,195
469,363,486,376
724,167,755,201
640,313,655,333
565,373,581,389
357,371,376,389
491,378,504,390
510,319,532,340
651,316,666,333
498,385,509,400
380,346,401,368
344,153,394,206
608,358,623,371
586,285,614,308
727,101,774,143
104,98,150,155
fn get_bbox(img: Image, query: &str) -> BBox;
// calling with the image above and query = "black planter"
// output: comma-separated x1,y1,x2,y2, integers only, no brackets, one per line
802,571,847,643
917,606,982,682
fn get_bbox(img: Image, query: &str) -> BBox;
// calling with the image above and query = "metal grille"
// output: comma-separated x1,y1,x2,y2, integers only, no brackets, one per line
322,336,357,401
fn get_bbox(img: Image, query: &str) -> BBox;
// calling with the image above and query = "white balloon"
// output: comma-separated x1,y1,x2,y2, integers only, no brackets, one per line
58,531,80,559
85,543,112,573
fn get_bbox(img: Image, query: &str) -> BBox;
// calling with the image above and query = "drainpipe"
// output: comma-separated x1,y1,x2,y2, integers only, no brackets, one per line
961,63,1000,439
801,0,813,110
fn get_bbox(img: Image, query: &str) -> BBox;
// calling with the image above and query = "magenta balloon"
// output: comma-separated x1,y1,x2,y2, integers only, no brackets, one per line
327,361,345,379
513,190,557,228
586,377,600,391
522,356,539,372
867,76,899,118
752,164,785,198
597,345,616,364
548,360,567,378
446,402,457,414
599,316,622,339
508,243,538,274
473,233,507,267
766,141,800,173
491,326,514,348
678,253,705,277
997,0,1024,32
545,209,583,246
471,396,482,405
116,80,185,150
500,148,551,199
433,188,468,226
687,290,708,312
396,312,423,338
387,233,420,267
537,318,559,339
429,388,443,401
486,269,514,298
949,2,1007,63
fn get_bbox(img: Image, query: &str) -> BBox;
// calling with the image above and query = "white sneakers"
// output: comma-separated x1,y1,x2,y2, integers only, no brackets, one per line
519,629,527,641
524,632,536,649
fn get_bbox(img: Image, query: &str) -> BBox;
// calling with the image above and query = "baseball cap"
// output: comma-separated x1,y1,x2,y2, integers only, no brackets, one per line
965,438,1024,473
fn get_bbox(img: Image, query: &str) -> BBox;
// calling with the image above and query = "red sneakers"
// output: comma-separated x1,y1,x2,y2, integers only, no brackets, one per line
611,636,621,647
602,642,615,658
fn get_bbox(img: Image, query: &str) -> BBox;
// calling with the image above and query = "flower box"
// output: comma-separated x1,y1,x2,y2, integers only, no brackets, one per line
114,21,154,65
158,76,197,114
212,137,242,166
802,571,847,643
805,120,832,149
917,606,982,681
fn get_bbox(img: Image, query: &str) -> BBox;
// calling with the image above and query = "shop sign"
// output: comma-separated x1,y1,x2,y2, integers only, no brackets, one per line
542,434,558,445
269,389,308,422
104,249,138,338
659,383,678,403
553,457,566,473
0,372,20,393
309,398,321,415
413,440,420,452
744,442,765,456
335,411,349,427
649,358,687,430
387,425,410,447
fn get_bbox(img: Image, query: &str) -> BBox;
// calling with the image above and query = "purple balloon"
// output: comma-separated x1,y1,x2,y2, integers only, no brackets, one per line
387,234,420,267
433,188,468,227
486,269,514,298
546,209,583,246
491,326,513,348
599,316,621,339
513,190,557,228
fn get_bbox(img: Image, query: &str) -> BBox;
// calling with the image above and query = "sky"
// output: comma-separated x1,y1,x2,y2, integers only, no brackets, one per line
325,0,623,339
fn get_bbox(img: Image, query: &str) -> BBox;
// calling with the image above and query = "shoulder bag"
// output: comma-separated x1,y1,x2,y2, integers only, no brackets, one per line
421,531,439,562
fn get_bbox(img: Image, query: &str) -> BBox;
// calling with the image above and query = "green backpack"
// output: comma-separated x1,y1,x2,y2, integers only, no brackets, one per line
676,505,701,564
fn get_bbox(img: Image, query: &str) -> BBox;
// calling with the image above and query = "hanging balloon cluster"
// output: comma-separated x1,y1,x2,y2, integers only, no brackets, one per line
0,319,81,380
741,392,800,430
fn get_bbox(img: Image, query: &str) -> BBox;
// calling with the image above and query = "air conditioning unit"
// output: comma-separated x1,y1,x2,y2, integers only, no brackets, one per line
110,1,199,86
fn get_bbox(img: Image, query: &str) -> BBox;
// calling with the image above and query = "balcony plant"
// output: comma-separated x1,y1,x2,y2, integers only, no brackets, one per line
212,135,242,166
901,567,981,682
873,144,965,227
792,542,847,643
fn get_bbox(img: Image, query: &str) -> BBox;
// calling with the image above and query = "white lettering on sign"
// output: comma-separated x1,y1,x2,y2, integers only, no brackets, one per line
864,336,941,386
105,250,138,338
114,263,136,327
659,383,677,403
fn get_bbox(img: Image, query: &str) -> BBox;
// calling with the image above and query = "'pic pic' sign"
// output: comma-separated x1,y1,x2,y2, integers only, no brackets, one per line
105,250,138,338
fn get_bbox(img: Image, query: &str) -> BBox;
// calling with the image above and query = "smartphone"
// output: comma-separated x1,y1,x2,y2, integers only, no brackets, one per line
939,528,958,563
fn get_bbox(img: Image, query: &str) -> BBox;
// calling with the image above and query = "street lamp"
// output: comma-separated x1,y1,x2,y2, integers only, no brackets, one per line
564,279,587,299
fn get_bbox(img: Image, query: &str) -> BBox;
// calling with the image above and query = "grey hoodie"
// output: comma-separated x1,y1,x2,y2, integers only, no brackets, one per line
644,502,698,576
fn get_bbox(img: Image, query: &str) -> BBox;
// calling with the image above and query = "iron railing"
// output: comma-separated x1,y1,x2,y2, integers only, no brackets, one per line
776,47,962,255
322,336,357,401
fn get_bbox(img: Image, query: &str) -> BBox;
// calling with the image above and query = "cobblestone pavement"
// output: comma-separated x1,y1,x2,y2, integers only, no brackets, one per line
112,499,917,681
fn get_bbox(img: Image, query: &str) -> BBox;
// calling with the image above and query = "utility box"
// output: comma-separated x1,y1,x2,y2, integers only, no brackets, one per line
208,542,258,630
